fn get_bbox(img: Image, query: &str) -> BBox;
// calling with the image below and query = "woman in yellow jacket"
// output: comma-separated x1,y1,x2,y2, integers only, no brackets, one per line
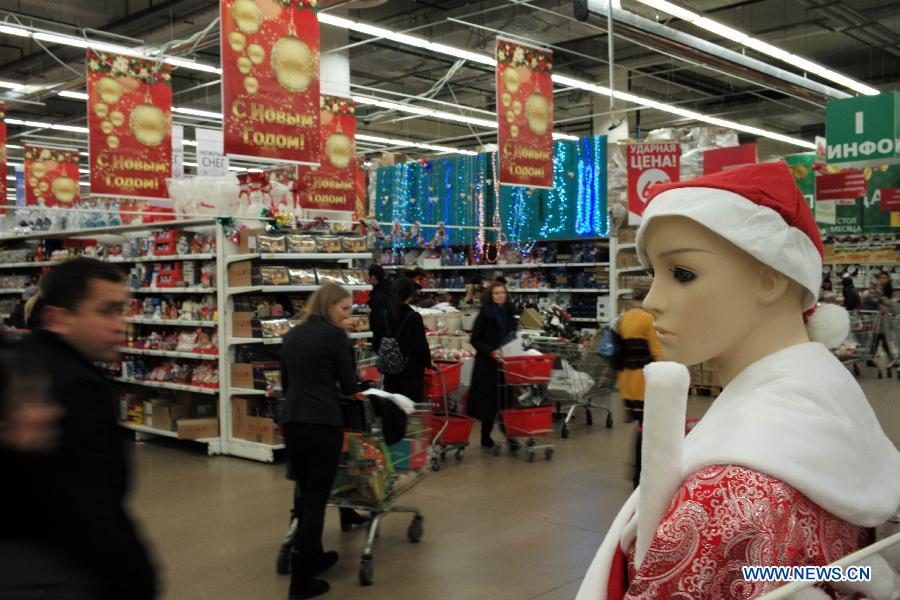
615,284,661,488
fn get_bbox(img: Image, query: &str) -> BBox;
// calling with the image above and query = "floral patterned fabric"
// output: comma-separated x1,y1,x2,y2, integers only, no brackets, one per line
623,464,870,599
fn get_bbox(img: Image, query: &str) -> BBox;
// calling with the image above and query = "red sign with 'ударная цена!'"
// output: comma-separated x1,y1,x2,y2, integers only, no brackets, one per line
626,142,680,225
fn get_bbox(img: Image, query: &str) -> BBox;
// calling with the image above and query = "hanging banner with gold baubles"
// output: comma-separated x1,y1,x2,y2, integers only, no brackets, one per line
496,38,553,189
24,145,81,207
86,50,172,200
221,0,320,165
0,103,6,214
296,95,356,212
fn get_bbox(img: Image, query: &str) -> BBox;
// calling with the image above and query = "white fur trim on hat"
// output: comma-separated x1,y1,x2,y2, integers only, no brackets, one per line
806,303,850,349
636,187,823,310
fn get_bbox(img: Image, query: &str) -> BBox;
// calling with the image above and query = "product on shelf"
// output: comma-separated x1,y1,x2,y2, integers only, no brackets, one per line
315,236,343,253
125,296,217,322
287,234,317,253
257,234,287,253
260,265,291,286
260,318,291,339
341,237,368,253
288,268,317,285
232,347,282,391
342,269,366,285
316,269,344,284
0,274,33,289
232,397,280,444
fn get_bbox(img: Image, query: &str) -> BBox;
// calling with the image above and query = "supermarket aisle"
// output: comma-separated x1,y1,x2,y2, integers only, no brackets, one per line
131,378,899,600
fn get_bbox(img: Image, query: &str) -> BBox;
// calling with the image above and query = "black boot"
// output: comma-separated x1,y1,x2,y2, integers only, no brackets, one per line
289,552,331,599
314,551,339,576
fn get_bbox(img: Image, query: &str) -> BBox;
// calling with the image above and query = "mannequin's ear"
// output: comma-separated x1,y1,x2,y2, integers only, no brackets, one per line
757,265,792,306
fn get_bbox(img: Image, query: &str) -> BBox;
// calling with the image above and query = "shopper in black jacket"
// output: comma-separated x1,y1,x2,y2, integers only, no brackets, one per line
466,281,519,449
0,258,157,600
281,282,357,599
383,277,433,403
366,264,392,351
842,277,862,311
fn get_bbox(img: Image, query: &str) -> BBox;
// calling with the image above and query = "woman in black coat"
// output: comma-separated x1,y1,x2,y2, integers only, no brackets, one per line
382,277,432,403
466,281,518,449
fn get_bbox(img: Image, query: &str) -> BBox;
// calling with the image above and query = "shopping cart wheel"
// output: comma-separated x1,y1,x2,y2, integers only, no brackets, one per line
527,450,535,463
545,448,554,461
561,424,570,439
455,448,465,461
605,413,613,429
431,456,441,472
407,516,424,543
359,556,374,586
440,450,448,461
276,545,291,575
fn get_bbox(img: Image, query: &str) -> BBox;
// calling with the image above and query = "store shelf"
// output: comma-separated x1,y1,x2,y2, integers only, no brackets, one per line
0,218,217,242
227,252,371,264
110,376,219,395
617,266,647,274
618,243,637,251
571,317,601,322
120,421,179,439
618,289,634,296
225,437,284,463
229,387,270,396
107,253,215,263
420,288,467,292
0,260,60,269
124,317,217,327
130,286,217,294
385,262,607,271
227,284,371,295
229,331,372,346
0,288,26,295
118,347,218,360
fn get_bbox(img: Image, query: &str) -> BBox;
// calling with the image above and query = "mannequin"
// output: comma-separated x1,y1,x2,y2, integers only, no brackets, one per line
578,162,900,600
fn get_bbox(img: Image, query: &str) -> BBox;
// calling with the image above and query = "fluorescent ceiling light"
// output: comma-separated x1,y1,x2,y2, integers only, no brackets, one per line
0,80,24,90
631,0,878,95
58,90,88,100
172,106,223,119
0,25,30,37
357,133,477,156
182,140,198,147
164,57,222,75
352,95,496,128
6,117,89,134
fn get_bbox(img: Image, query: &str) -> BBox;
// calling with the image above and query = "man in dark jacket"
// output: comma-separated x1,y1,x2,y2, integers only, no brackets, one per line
0,258,157,599
367,264,392,351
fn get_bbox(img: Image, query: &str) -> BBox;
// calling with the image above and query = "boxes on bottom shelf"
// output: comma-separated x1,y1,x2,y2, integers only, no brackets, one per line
151,400,190,431
120,390,209,431
232,397,279,445
178,418,219,439
231,361,282,391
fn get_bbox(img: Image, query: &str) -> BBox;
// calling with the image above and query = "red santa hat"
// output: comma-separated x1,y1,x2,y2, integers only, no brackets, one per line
635,161,849,348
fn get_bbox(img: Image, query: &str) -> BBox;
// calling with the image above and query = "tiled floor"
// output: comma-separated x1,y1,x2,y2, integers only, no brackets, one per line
130,375,899,600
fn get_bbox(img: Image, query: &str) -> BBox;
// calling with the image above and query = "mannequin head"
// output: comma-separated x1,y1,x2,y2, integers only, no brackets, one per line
642,216,809,383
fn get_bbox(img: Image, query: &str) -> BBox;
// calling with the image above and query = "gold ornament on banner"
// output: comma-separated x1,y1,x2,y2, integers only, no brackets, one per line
228,31,247,53
110,111,125,127
244,76,259,94
247,43,265,65
94,102,109,118
502,67,520,93
525,85,551,135
237,56,253,75
271,20,317,93
510,124,519,138
325,120,353,169
231,0,263,34
101,120,114,135
38,181,48,192
505,110,515,124
130,95,169,147
28,177,37,188
96,76,124,104
107,135,120,149
501,93,511,108
30,162,46,179
512,100,522,116
51,177,78,204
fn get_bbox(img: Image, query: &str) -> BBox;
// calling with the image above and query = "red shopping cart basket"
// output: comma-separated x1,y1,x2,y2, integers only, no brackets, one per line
500,406,554,438
432,414,477,444
424,361,463,403
500,355,557,385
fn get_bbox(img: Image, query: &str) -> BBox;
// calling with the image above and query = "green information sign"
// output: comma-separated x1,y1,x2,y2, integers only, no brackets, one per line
784,153,815,215
825,92,900,168
862,164,900,234
823,199,864,235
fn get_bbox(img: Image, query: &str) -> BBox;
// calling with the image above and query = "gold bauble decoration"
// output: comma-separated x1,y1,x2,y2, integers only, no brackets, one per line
107,135,120,149
110,111,125,127
247,43,265,65
501,92,511,108
231,0,263,35
502,68,520,93
228,31,246,53
31,162,46,179
244,76,259,94
129,102,169,147
271,35,316,92
51,177,78,205
505,110,515,124
94,102,109,118
101,120,114,135
510,124,519,138
96,76,124,104
525,93,551,135
28,177,37,188
237,56,253,75
513,100,522,116
325,132,353,169
38,181,49,192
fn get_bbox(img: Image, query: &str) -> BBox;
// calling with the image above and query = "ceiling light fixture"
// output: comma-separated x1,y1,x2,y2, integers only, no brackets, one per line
356,133,477,155
631,0,878,95
58,90,88,100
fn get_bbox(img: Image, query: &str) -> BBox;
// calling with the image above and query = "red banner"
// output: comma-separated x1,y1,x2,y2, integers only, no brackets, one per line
221,0,320,165
87,50,172,200
0,103,6,214
496,39,553,188
877,188,900,211
24,145,81,207
296,96,355,212
355,158,367,219
703,144,757,175
627,142,680,224
816,170,867,201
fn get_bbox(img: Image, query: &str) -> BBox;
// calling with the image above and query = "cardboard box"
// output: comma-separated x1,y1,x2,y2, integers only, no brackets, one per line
232,398,278,444
177,418,219,439
231,363,254,390
231,361,281,391
239,228,267,253
152,401,190,432
232,311,255,338
228,259,253,287
191,397,217,419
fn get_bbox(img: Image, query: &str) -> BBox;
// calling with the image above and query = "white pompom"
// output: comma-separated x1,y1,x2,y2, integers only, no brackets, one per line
805,303,850,349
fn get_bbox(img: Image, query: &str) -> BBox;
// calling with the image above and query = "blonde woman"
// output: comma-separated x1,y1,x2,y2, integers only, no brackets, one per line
281,283,357,599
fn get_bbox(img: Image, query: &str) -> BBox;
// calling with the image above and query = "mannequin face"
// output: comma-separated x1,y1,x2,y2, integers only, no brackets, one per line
642,216,801,367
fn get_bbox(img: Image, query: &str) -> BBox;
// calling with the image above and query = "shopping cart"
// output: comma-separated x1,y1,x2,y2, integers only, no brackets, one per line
330,396,432,586
356,346,381,386
528,337,615,439
836,310,881,377
496,354,557,462
875,313,898,380
425,361,476,471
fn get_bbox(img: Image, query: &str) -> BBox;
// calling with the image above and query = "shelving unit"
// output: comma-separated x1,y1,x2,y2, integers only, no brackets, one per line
384,262,607,271
609,233,642,318
111,376,219,395
124,317,217,327
118,347,219,360
130,286,217,294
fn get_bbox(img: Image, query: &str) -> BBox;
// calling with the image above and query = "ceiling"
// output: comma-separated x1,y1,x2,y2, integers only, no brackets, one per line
0,0,897,180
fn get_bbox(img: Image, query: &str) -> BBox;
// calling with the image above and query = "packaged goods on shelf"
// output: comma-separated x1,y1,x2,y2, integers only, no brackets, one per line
316,268,344,285
260,266,290,286
125,296,217,322
288,268,317,285
257,234,287,253
232,347,282,391
0,248,31,263
315,236,343,253
232,397,280,445
0,274,32,289
341,237,368,253
287,234,317,253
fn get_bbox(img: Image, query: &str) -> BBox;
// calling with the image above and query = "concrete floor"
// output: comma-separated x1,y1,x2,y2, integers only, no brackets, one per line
130,376,900,600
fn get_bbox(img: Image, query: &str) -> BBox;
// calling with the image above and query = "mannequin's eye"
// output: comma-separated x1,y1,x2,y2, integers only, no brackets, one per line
647,267,656,279
669,266,696,283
